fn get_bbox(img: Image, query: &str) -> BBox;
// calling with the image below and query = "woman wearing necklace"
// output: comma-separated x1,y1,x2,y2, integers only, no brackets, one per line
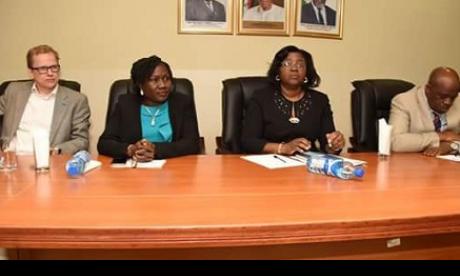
97,55,200,161
241,45,345,155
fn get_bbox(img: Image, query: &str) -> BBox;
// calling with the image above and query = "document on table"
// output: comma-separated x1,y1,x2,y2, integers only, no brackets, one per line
111,159,166,169
437,155,460,162
126,159,166,169
84,160,102,174
241,154,305,169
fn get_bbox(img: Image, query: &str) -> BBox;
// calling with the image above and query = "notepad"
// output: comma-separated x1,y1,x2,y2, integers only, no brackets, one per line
437,155,460,162
84,160,102,174
241,154,305,169
126,159,166,169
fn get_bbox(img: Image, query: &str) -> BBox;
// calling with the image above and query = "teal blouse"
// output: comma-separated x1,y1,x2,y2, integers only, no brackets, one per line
140,102,173,143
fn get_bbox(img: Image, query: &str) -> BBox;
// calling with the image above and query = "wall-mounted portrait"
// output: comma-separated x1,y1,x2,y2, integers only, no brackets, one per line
294,0,344,39
237,0,290,36
179,0,234,34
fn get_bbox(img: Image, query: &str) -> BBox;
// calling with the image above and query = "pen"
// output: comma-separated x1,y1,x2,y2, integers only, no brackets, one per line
287,156,305,163
131,158,138,168
273,155,287,163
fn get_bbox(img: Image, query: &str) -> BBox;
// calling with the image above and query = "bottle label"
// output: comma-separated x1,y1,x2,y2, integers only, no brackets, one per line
308,156,342,177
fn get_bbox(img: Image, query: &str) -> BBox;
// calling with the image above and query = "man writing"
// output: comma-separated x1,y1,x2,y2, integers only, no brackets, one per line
389,67,460,156
301,0,336,26
0,45,91,155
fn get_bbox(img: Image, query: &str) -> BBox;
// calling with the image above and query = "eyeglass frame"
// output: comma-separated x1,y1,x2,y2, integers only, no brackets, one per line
280,61,306,70
30,64,61,74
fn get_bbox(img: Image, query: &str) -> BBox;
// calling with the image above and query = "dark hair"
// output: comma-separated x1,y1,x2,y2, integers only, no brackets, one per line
267,45,321,88
130,55,173,95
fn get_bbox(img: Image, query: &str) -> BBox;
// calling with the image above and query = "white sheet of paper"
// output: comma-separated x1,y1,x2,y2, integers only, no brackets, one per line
437,155,460,162
241,154,305,169
84,160,102,173
126,159,166,169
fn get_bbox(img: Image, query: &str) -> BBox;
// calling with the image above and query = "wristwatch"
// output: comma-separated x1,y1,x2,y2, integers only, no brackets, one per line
450,141,460,154
51,147,62,155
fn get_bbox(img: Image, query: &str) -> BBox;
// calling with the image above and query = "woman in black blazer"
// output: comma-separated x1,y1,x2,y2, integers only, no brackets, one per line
97,55,200,161
241,45,345,155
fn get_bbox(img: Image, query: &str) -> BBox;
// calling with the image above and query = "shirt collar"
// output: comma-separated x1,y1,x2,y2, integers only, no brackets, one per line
32,83,59,99
257,5,273,13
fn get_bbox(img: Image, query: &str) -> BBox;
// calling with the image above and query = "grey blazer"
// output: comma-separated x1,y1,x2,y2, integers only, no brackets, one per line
389,86,460,152
0,81,90,154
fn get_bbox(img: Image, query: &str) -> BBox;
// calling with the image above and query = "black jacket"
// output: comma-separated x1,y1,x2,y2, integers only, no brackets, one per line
301,2,336,26
97,92,200,159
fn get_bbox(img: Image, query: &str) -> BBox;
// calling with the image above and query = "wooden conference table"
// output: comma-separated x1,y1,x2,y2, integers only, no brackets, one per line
1,153,460,259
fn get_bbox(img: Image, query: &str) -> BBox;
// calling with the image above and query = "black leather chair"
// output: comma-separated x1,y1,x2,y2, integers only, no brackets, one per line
105,78,205,154
216,76,271,154
0,79,80,135
349,79,415,152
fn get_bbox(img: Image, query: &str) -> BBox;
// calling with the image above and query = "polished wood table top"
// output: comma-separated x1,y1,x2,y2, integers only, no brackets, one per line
1,153,460,249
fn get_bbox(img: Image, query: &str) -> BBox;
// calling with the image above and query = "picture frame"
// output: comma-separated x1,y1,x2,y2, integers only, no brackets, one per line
178,0,234,35
237,0,290,36
294,0,344,39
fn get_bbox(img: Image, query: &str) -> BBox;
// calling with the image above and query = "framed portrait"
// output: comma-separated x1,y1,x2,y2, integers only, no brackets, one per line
179,0,234,34
237,0,290,36
294,0,344,39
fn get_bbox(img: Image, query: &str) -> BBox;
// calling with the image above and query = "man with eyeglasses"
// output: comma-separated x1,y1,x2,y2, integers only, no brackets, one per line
301,0,336,26
389,67,460,156
0,45,90,155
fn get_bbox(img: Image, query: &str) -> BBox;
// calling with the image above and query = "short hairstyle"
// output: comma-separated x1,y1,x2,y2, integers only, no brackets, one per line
267,45,321,88
26,45,60,69
130,55,173,96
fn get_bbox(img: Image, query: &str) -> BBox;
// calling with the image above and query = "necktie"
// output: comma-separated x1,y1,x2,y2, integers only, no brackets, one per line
317,7,325,25
433,112,442,132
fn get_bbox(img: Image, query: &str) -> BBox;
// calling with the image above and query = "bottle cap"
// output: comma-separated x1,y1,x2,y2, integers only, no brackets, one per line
354,167,365,178
67,165,81,177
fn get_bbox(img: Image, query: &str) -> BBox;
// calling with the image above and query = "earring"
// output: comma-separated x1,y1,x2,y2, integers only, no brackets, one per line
304,77,308,83
140,89,144,96
275,75,280,81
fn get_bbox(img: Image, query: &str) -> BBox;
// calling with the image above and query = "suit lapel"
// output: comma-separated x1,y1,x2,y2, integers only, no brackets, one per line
10,82,33,138
168,94,180,140
446,98,460,129
49,87,68,143
416,86,436,130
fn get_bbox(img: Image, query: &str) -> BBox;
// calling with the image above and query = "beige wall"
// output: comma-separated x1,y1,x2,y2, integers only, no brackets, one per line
1,0,460,154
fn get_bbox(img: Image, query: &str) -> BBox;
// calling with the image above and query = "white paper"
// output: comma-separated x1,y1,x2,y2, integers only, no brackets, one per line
84,160,102,173
437,155,460,162
126,159,166,169
32,129,50,169
241,154,305,169
378,119,393,156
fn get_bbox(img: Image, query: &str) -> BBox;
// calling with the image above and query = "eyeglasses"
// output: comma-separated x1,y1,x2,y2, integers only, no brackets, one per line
31,64,60,74
281,61,306,70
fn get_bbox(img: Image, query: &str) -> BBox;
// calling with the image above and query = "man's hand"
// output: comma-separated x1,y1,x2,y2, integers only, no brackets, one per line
423,142,453,157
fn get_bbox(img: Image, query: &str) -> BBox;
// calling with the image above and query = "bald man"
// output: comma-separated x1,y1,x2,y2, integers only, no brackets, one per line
389,67,460,156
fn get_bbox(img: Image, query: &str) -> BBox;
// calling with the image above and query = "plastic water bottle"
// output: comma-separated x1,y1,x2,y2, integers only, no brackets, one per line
306,155,365,180
65,150,91,177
